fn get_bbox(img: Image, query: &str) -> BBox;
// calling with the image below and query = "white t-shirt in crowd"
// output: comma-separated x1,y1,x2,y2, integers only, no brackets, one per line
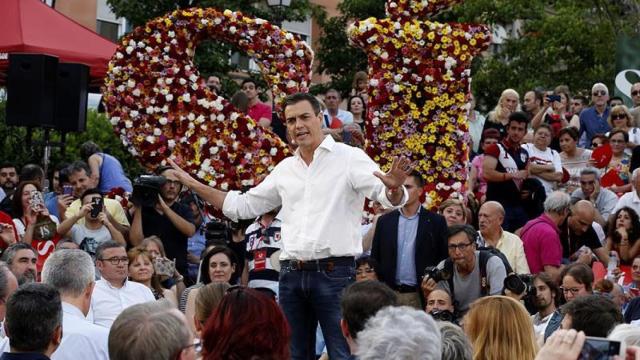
52,302,110,360
69,224,112,258
521,143,562,195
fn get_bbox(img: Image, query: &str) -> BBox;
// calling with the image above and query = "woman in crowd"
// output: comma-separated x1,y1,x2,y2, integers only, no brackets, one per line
347,95,366,132
184,246,238,332
532,90,573,151
79,141,133,194
484,89,520,139
606,207,640,265
591,133,608,148
605,129,632,194
469,128,500,202
193,282,231,337
467,93,486,155
201,287,290,359
355,256,380,282
350,70,368,103
464,296,537,360
559,127,592,193
560,263,594,304
127,247,177,306
140,236,185,295
522,124,563,195
438,198,468,227
607,105,640,151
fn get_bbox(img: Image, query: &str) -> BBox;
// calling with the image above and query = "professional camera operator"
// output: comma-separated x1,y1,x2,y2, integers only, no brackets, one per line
421,224,508,315
130,166,196,276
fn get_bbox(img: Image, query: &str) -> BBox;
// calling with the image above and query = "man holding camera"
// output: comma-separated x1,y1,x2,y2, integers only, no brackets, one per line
57,189,126,259
421,224,508,315
130,167,196,278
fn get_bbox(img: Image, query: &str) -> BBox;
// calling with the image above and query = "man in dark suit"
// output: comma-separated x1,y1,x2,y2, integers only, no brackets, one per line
371,171,449,308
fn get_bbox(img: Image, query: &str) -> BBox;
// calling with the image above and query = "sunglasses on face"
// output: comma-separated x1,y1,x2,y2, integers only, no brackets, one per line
592,90,607,97
612,114,627,120
632,90,640,96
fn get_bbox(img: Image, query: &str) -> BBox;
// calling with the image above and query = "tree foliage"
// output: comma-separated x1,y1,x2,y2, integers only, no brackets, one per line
316,0,640,110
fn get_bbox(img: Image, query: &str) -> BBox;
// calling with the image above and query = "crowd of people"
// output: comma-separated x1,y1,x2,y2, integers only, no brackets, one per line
3,78,640,360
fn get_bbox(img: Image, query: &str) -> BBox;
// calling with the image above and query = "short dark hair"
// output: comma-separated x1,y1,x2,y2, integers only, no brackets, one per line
80,188,102,203
355,256,380,275
507,111,529,127
95,241,125,261
609,96,624,105
534,123,552,134
447,224,478,244
5,283,62,352
79,141,102,160
0,163,16,171
609,128,629,143
562,294,622,337
533,272,560,307
19,164,45,183
283,93,321,115
340,280,397,339
68,161,92,177
409,170,425,187
560,262,594,292
241,78,257,88
558,126,579,141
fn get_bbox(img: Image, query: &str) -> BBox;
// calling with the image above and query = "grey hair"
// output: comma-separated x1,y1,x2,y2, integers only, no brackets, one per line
355,306,442,360
0,243,36,266
438,322,473,360
543,191,572,214
592,82,609,94
580,167,601,181
0,262,10,300
633,168,640,186
42,250,95,298
109,300,191,360
608,324,640,347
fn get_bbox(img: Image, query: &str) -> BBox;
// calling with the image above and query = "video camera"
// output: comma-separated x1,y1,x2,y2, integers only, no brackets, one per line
130,175,166,207
430,309,456,323
504,273,536,298
424,266,452,283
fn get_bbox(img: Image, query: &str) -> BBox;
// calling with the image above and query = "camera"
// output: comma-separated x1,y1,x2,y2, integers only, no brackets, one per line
424,266,452,283
430,309,456,323
504,273,536,297
204,219,229,246
131,175,166,207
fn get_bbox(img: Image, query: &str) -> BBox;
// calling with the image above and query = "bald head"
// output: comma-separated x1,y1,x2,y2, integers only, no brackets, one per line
478,201,505,234
481,201,505,217
569,200,595,235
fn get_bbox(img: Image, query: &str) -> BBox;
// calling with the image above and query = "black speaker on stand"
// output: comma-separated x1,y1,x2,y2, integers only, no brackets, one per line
55,63,89,133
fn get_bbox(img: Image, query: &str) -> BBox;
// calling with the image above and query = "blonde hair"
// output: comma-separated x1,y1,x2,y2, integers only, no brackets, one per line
608,105,635,128
465,296,537,360
489,89,520,123
438,198,467,221
195,282,231,324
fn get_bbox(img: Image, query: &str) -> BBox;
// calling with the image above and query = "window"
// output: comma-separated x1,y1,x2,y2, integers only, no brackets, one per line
97,20,119,42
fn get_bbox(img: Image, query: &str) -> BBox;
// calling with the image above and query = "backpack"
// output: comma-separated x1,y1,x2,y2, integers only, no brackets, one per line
443,247,513,299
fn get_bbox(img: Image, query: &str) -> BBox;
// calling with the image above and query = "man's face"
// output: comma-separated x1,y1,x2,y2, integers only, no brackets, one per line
507,121,527,144
96,247,128,284
284,100,324,151
0,167,17,192
478,204,502,234
160,170,181,203
568,209,593,236
404,176,422,207
10,249,37,285
591,86,609,107
533,278,554,311
207,76,221,93
447,232,475,268
241,82,258,101
533,127,552,149
324,91,340,111
579,174,597,197
523,91,539,113
571,98,585,115
425,289,454,313
632,83,640,107
68,169,95,197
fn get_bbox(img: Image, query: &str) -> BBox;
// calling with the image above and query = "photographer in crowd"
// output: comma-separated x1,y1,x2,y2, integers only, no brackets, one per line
421,224,508,315
130,167,196,277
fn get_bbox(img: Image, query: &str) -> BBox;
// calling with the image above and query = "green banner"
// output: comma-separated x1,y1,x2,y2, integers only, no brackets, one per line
615,34,640,106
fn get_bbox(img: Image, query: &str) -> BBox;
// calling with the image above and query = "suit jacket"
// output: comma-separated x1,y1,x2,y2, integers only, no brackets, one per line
371,207,449,289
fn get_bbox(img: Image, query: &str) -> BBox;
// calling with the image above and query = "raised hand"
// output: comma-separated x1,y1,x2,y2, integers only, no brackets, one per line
373,156,415,190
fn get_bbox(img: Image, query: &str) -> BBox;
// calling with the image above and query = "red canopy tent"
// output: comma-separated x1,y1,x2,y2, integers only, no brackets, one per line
0,0,118,89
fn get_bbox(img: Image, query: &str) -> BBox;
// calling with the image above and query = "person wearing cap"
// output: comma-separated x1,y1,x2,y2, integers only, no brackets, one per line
578,83,611,148
129,166,196,277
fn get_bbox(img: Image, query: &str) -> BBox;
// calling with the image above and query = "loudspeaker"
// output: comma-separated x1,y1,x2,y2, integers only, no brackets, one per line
6,54,58,128
55,63,89,132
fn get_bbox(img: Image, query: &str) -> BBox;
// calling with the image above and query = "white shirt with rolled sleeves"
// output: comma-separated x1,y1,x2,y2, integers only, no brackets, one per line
89,279,155,328
222,135,407,261
52,302,110,360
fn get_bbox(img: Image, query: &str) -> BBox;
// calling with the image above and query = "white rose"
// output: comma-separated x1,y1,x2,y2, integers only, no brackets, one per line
125,46,134,54
153,128,162,136
166,94,173,101
159,117,168,125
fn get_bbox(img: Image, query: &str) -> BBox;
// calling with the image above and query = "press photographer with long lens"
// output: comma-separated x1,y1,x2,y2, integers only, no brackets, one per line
421,224,508,315
130,167,196,278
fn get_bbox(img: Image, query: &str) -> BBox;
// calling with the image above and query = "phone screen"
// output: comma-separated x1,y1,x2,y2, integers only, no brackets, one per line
578,337,621,360
63,185,73,196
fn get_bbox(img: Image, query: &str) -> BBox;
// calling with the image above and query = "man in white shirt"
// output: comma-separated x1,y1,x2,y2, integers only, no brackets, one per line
570,167,618,226
477,201,530,274
613,168,640,219
42,249,109,360
90,241,155,328
323,89,353,127
169,92,411,360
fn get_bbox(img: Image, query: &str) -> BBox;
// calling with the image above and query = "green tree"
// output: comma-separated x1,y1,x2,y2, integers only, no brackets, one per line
317,0,640,109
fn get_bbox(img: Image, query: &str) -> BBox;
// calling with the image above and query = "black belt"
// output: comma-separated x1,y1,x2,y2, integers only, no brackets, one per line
394,284,418,293
281,256,355,272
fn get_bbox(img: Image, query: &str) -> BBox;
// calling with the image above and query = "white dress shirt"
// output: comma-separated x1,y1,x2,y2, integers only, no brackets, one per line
223,135,407,260
90,279,155,328
613,191,640,220
52,302,110,360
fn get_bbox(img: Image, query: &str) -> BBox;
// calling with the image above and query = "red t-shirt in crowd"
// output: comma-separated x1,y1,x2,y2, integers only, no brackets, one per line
520,213,563,274
248,102,272,125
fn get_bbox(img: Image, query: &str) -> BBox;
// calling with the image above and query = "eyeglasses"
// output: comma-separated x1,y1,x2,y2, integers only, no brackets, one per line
592,90,607,97
591,142,602,147
182,338,202,354
447,242,474,251
611,114,627,120
356,268,375,275
99,257,129,265
560,286,584,295
632,90,640,96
